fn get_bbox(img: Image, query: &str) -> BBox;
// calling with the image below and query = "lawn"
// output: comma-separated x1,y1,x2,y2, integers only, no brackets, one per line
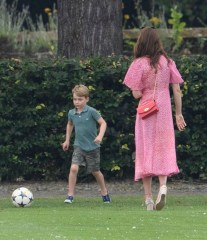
0,195,206,240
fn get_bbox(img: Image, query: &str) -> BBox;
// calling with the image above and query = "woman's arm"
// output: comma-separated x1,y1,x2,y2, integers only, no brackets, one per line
132,90,142,99
172,83,186,131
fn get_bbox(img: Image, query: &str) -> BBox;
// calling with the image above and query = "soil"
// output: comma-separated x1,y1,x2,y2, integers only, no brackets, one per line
0,179,207,198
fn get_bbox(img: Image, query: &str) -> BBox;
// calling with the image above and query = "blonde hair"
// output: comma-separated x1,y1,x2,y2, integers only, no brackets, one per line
72,84,89,97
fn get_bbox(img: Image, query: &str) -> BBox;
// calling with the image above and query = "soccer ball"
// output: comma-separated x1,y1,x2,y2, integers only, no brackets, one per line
11,187,34,207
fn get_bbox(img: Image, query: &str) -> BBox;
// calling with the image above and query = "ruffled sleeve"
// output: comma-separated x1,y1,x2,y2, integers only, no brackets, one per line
123,59,144,90
169,60,184,84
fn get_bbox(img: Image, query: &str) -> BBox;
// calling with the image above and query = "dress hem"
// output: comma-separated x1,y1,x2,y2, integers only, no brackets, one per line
134,171,180,181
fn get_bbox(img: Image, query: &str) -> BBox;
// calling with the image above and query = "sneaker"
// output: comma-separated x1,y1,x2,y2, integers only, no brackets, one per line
64,195,74,203
102,193,111,203
155,185,167,210
145,198,154,211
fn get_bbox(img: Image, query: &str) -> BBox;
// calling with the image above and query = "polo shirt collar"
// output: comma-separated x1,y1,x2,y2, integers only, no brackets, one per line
72,105,89,115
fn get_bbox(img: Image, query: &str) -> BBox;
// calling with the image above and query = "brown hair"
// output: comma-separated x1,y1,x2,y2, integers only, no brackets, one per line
72,85,89,97
134,27,170,71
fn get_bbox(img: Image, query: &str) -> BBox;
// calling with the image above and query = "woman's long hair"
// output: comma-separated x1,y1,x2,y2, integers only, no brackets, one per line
134,27,170,71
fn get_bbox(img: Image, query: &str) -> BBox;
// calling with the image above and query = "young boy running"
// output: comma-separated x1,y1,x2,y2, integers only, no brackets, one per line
62,84,110,203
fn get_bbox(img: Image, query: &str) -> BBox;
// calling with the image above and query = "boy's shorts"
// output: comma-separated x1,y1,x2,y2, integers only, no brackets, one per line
72,147,100,173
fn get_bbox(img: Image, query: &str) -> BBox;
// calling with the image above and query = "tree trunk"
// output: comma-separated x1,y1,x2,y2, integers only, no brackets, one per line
57,0,123,58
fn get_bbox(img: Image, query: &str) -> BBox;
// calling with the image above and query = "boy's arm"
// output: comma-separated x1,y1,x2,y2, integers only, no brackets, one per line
94,117,107,144
62,121,74,151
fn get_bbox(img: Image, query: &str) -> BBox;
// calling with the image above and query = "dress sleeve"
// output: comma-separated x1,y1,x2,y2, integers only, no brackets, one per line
123,59,144,90
169,60,184,84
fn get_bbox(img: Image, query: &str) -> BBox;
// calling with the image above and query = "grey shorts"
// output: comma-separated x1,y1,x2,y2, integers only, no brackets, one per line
72,147,100,173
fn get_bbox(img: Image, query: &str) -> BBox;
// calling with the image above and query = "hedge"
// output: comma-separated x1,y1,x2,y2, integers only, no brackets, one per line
0,55,206,181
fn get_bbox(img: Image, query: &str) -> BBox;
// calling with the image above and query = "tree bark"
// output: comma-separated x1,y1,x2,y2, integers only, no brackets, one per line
57,0,123,58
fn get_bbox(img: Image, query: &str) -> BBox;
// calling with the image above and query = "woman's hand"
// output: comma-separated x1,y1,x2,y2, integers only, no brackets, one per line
175,114,186,131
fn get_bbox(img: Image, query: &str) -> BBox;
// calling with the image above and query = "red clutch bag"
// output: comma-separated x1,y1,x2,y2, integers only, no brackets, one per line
137,100,159,119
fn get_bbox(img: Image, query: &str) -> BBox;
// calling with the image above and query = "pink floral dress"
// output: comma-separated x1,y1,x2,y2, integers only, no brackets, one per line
123,55,184,181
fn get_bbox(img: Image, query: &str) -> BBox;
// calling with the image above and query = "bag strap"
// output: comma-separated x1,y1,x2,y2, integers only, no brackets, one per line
152,73,157,100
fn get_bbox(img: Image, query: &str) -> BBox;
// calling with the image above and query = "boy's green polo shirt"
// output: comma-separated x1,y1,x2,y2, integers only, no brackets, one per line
68,105,101,151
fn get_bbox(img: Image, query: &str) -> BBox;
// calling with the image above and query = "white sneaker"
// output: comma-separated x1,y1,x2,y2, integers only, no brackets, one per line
155,185,167,210
145,198,154,211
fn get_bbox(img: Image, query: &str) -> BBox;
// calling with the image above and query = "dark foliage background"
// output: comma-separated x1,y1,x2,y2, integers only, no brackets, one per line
6,0,57,25
123,0,207,28
5,0,207,28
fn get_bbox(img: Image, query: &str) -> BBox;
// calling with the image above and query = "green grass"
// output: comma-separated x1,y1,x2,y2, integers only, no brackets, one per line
0,195,206,240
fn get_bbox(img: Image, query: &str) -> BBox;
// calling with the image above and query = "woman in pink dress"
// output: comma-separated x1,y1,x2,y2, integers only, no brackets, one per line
123,27,186,211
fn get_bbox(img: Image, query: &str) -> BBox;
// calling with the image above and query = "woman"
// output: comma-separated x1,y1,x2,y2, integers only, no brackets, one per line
123,27,186,211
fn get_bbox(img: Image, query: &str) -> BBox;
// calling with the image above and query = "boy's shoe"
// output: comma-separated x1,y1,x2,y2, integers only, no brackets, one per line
102,193,111,203
145,198,154,211
155,185,167,210
64,195,74,203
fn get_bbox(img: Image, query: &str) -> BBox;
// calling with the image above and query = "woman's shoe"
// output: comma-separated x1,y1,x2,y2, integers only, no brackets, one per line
145,198,154,211
155,185,167,210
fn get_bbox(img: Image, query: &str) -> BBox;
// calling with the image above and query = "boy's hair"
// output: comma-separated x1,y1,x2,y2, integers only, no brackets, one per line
72,85,89,97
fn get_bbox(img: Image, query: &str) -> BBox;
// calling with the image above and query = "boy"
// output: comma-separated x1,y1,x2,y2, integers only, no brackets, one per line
62,84,110,203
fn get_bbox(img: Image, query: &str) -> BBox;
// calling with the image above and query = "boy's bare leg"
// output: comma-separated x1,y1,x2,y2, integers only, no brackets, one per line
92,170,108,196
68,164,79,196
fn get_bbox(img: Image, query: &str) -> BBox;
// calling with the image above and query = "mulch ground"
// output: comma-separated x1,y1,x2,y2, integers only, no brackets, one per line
0,179,207,198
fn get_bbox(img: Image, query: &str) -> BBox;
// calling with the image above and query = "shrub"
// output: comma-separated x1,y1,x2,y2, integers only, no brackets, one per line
0,55,206,181
174,55,207,179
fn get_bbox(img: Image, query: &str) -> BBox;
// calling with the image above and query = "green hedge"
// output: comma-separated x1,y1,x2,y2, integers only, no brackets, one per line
175,56,207,179
0,55,206,181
